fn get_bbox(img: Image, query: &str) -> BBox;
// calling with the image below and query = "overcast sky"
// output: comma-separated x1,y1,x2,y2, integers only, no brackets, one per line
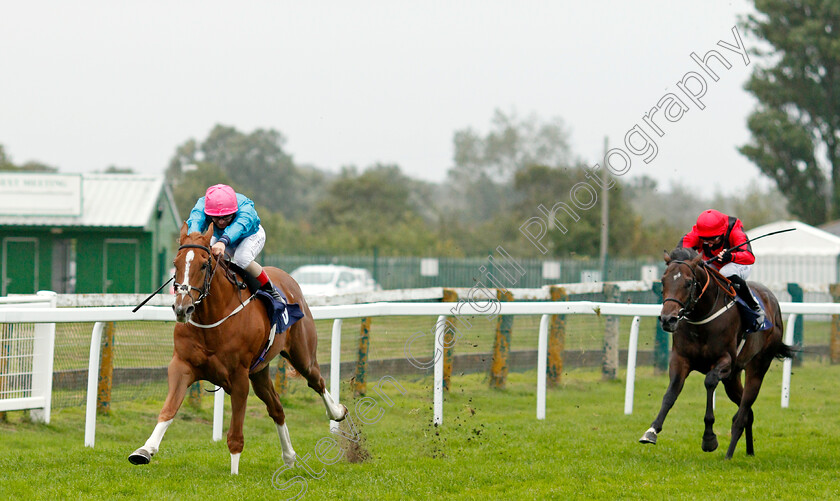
1,0,766,197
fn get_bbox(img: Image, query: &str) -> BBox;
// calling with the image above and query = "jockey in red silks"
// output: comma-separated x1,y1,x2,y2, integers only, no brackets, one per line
678,209,765,326
187,184,284,303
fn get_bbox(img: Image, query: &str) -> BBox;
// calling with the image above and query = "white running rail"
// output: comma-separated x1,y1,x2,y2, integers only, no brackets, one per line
0,299,835,445
0,291,57,423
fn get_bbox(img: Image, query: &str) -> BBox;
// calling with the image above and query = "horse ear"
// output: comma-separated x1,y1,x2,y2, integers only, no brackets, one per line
179,222,189,243
203,222,215,242
690,255,703,267
663,250,671,263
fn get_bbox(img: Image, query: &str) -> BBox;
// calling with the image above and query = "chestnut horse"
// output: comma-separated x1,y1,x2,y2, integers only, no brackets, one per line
129,223,347,473
639,247,795,459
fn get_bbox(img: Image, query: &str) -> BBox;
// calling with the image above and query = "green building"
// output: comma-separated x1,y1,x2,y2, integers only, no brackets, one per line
0,173,181,294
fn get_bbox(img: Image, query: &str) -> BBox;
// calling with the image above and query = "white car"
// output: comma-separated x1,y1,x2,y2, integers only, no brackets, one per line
290,265,380,296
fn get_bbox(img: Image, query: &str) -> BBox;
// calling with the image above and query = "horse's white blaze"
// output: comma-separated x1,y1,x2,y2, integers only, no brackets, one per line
321,390,346,421
672,272,681,281
276,423,296,466
230,452,240,475
179,250,195,296
142,418,173,454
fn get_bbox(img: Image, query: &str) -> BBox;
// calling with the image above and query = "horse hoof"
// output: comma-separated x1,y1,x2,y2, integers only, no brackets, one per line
328,404,348,422
702,436,719,452
128,448,152,465
283,452,296,467
335,404,348,422
639,428,657,444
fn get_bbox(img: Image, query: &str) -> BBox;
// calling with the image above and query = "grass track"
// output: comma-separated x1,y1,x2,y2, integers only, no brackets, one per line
2,361,840,500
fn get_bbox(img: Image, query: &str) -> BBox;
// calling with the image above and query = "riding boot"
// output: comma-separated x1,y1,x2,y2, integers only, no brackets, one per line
238,271,262,294
728,275,765,326
259,279,286,304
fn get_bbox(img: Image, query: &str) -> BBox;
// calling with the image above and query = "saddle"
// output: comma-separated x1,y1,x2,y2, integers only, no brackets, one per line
732,285,772,334
706,266,771,335
225,262,305,371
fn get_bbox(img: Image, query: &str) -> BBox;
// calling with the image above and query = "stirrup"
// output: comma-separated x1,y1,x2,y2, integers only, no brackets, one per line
753,308,766,326
260,281,285,303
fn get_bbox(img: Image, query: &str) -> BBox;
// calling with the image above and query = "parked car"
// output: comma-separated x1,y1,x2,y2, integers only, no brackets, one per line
290,265,380,296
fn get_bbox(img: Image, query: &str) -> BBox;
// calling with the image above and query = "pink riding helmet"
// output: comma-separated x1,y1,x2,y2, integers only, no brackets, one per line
204,184,238,216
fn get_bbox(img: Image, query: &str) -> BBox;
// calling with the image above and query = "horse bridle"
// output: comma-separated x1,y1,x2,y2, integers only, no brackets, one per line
662,260,707,320
173,244,220,305
663,260,736,322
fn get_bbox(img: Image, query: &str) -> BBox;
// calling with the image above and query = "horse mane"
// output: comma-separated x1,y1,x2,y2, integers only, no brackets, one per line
668,246,698,261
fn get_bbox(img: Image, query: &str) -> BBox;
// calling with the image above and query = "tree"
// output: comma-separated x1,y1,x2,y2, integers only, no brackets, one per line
165,125,324,219
0,145,57,172
739,1,840,223
0,145,11,170
446,109,573,223
512,164,645,257
312,164,444,254
169,162,237,220
103,166,135,174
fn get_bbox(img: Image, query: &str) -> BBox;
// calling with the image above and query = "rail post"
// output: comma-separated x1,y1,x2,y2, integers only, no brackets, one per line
188,382,202,409
0,324,10,422
547,286,567,387
96,321,116,415
787,283,804,366
354,317,372,397
602,283,620,380
489,289,514,389
830,283,840,364
274,357,289,396
442,288,458,392
651,282,669,374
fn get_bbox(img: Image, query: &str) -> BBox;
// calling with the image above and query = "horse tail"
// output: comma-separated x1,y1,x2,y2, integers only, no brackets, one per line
773,342,799,362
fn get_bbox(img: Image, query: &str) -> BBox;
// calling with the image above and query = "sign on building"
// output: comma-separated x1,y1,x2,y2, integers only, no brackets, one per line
0,173,82,216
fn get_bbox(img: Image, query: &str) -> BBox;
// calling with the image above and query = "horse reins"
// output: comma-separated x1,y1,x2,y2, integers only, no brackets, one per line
173,244,221,306
174,243,259,329
664,260,736,324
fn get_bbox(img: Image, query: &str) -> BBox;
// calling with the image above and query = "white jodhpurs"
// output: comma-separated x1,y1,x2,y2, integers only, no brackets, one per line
718,262,751,281
211,225,266,269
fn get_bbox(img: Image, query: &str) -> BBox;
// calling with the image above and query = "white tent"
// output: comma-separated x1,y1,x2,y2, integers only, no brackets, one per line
746,220,840,290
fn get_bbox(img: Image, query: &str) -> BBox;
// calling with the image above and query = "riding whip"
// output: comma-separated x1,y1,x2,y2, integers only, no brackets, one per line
704,227,796,265
132,277,174,313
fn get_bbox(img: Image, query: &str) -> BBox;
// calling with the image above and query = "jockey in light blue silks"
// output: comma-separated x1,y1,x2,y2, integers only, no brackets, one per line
187,184,283,303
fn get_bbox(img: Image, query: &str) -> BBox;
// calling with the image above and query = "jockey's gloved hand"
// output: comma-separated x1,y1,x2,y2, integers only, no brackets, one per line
718,249,732,263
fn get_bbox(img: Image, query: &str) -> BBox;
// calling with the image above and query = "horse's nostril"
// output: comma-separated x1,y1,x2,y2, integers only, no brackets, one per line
186,306,195,315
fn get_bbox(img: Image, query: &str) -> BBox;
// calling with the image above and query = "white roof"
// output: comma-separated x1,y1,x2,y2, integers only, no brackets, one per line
0,174,167,228
746,220,840,257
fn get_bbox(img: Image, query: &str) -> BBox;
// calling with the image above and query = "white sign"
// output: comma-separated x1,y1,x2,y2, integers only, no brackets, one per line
542,261,561,280
0,173,82,216
420,258,439,277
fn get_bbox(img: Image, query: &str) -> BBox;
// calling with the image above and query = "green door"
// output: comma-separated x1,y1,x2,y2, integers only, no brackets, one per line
104,239,138,293
2,238,38,295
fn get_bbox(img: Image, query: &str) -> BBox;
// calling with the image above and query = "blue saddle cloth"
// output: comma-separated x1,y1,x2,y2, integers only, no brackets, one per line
734,288,772,333
249,287,305,372
254,288,305,334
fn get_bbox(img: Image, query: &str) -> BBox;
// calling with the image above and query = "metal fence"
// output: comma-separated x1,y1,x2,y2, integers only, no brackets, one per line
263,254,663,290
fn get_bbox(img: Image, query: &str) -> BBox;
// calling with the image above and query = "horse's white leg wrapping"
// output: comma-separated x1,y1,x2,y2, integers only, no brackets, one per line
142,419,173,455
230,452,241,475
321,390,347,421
276,423,296,466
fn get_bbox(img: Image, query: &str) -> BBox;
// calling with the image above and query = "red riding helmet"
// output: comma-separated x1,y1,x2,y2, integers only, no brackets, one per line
695,209,728,238
204,184,238,217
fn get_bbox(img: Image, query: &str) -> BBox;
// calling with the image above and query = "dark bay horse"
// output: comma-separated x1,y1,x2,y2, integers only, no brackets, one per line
639,247,795,459
129,223,347,473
